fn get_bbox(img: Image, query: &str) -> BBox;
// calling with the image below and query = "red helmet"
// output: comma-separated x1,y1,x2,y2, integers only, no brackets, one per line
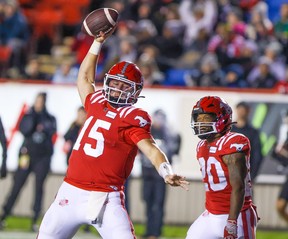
103,61,144,106
191,96,233,139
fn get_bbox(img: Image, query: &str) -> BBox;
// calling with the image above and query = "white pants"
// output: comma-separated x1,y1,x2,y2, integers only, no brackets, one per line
37,182,135,239
186,207,258,239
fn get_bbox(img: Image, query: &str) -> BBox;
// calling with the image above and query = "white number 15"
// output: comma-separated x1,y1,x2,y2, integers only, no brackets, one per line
73,116,111,158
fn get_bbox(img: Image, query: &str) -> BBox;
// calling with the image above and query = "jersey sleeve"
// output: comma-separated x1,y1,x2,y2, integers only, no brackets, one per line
121,108,152,145
219,133,250,156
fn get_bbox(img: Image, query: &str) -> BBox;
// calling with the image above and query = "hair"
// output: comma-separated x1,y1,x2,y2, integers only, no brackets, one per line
37,92,47,104
153,109,166,119
236,101,250,110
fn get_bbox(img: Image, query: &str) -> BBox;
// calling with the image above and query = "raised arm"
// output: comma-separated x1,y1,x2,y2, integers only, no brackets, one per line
77,29,115,105
77,39,102,105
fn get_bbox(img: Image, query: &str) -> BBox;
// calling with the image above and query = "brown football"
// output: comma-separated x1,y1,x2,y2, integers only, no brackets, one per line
81,8,119,37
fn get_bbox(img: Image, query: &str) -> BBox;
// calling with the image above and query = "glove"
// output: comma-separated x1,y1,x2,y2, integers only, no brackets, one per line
0,162,7,179
223,219,237,239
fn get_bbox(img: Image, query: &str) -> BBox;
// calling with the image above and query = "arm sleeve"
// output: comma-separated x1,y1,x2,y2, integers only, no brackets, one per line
0,118,7,159
123,127,152,145
64,125,73,141
19,111,37,137
43,115,57,137
121,109,152,145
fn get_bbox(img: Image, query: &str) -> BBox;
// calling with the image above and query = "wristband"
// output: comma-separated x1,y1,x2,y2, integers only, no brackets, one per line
89,40,102,55
158,162,173,179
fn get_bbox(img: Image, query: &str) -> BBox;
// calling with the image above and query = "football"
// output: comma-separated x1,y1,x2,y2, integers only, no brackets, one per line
81,8,119,38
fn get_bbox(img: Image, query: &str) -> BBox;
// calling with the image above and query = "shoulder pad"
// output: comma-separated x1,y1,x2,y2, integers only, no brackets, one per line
117,106,151,128
219,132,250,153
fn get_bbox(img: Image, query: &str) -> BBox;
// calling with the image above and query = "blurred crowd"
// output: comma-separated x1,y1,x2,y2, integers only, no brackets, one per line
1,0,288,91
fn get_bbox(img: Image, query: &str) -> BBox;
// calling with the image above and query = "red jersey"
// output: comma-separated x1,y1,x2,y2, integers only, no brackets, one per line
196,131,253,214
64,90,152,192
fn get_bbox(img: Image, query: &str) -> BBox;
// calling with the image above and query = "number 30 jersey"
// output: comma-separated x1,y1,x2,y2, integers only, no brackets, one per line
196,131,253,214
64,90,152,192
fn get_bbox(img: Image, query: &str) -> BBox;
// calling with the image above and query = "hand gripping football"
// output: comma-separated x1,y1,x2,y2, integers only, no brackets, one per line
81,8,119,38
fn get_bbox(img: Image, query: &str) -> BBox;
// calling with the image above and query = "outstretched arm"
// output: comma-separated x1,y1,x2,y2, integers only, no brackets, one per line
137,138,189,190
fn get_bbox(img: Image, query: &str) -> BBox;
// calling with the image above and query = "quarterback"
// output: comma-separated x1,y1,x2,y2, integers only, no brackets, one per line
37,28,188,239
186,96,259,239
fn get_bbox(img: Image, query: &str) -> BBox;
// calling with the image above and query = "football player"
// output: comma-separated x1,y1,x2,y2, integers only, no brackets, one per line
186,96,259,239
37,29,189,239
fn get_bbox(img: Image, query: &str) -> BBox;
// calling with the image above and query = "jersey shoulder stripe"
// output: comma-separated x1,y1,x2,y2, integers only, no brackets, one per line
118,106,137,118
218,132,247,150
90,90,105,104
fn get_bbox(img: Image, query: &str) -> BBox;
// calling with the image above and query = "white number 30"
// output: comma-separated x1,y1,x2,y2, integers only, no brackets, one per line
73,116,111,157
198,156,228,191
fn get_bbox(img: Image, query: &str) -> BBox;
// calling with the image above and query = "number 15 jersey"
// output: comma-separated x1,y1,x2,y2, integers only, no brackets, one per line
65,90,152,192
196,131,253,214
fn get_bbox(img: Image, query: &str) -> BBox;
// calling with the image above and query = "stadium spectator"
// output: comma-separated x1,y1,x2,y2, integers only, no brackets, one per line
23,57,50,81
0,0,30,74
1,0,287,89
137,59,164,86
276,68,288,94
238,40,258,78
274,3,288,64
247,56,278,88
239,0,260,21
51,59,79,84
245,1,273,41
262,41,286,81
226,7,247,37
216,0,239,24
242,39,284,85
118,37,138,63
185,53,224,87
71,31,94,67
222,64,247,88
207,23,246,69
0,92,57,232
179,0,217,50
153,18,184,72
